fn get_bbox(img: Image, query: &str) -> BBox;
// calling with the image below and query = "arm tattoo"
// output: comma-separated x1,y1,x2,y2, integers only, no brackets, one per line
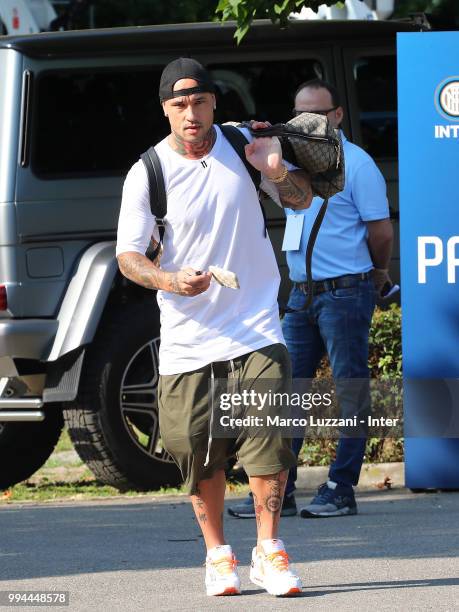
277,170,312,210
118,255,183,296
197,512,208,524
170,272,180,294
117,252,165,291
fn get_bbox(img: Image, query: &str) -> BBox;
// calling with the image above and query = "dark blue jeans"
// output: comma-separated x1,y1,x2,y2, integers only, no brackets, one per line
282,278,376,495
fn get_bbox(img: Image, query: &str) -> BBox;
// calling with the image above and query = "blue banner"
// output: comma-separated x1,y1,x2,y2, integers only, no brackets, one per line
398,32,459,489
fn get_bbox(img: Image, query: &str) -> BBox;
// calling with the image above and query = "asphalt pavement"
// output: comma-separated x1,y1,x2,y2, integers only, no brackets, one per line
0,488,458,611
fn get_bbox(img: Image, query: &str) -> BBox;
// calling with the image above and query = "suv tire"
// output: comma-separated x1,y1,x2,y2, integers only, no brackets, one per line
63,299,182,491
0,408,64,490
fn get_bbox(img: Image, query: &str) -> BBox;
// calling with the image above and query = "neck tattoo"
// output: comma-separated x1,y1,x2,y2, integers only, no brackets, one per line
171,127,216,160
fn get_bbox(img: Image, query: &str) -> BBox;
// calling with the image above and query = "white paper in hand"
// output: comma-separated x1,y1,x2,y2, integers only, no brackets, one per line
209,265,240,290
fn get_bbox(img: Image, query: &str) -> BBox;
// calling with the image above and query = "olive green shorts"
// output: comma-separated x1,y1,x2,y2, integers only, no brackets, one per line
158,343,297,495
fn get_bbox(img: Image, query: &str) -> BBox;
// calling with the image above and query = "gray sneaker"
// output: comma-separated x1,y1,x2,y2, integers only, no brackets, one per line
227,492,297,518
300,481,357,518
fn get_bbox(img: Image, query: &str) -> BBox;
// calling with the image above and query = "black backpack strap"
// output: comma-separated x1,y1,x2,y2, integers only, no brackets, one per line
219,124,267,237
140,146,166,262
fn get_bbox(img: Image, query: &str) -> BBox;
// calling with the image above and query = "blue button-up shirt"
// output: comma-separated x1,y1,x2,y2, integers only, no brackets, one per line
285,132,389,282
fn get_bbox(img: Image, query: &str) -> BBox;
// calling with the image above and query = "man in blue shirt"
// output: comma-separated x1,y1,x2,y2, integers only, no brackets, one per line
228,78,393,519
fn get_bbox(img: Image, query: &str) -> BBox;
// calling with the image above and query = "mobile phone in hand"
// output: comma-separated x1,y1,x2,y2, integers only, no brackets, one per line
380,282,400,300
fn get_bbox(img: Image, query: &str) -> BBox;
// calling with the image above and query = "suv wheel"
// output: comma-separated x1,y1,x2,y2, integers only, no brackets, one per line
63,299,182,491
0,409,64,490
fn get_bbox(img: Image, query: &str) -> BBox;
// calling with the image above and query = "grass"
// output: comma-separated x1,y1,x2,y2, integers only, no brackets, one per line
42,456,83,469
1,479,249,505
0,428,250,504
54,427,74,453
1,478,189,504
1,425,401,505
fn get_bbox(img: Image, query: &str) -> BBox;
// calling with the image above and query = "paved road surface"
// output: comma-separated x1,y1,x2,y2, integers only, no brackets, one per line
0,489,458,611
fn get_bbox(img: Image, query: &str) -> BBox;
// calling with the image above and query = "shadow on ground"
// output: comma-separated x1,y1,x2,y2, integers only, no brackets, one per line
0,489,458,582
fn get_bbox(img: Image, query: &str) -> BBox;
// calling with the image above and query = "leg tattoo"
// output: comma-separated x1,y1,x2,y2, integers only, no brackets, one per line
253,492,263,529
264,472,287,516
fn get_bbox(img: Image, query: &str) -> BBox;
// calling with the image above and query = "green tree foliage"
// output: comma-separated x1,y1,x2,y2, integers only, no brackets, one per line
215,0,459,43
55,0,459,33
216,0,338,43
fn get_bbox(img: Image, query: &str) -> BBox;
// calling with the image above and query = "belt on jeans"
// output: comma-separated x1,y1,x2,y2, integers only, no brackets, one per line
294,272,371,296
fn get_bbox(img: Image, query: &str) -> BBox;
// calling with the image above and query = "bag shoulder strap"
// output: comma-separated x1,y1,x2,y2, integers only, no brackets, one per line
140,146,166,261
281,196,330,314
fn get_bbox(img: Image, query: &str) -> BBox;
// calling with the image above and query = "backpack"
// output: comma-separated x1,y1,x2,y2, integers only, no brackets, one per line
140,124,265,264
140,121,341,311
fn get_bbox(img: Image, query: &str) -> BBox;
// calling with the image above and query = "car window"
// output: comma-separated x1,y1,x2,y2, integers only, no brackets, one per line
31,58,324,179
32,68,167,177
209,59,324,125
353,55,397,159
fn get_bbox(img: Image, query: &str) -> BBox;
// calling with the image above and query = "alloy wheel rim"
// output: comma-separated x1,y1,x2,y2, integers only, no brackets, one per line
119,337,175,463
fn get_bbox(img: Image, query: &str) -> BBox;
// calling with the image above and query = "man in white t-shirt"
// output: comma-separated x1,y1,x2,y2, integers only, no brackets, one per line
116,57,312,597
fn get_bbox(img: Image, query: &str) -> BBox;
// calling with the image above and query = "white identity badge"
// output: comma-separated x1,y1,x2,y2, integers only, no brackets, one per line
282,214,304,251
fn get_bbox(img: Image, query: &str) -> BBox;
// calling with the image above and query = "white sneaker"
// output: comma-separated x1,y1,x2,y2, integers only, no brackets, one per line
205,545,241,596
250,539,302,596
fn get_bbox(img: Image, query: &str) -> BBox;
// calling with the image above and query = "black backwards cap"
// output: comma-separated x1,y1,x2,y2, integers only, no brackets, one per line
159,57,215,102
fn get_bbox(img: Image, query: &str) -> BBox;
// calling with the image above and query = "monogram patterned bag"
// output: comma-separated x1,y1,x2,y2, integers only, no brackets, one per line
247,112,345,199
246,113,345,311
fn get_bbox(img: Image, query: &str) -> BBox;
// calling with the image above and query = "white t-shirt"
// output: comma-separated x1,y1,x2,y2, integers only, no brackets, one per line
116,125,286,375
